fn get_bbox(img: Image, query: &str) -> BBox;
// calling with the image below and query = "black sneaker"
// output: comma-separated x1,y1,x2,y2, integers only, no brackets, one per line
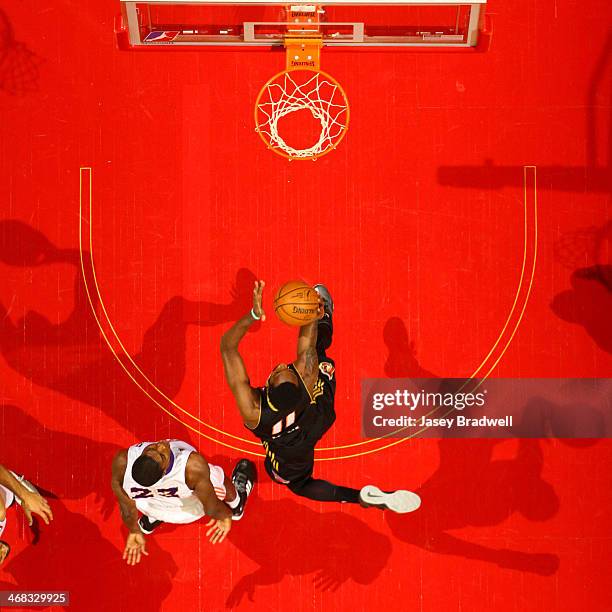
231,459,256,521
359,485,421,514
313,284,334,317
138,515,163,534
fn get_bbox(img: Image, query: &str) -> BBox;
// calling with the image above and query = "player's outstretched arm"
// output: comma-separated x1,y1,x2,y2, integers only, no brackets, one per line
111,451,148,565
294,299,324,390
220,345,260,428
186,454,232,545
220,281,265,428
0,464,53,526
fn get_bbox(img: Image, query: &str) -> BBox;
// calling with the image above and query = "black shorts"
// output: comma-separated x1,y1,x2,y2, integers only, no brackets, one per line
264,358,336,486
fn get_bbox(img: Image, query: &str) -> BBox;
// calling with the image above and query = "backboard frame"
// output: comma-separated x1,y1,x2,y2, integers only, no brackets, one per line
118,0,488,49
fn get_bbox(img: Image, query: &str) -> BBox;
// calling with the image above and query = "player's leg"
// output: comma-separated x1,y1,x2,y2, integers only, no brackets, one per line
265,444,416,511
207,461,257,521
287,474,421,512
264,447,361,504
288,477,361,504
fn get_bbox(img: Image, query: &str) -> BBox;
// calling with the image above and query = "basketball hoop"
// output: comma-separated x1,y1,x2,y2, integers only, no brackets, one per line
254,68,349,161
253,5,349,161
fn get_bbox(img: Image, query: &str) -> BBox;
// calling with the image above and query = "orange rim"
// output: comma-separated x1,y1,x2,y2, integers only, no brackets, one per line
254,68,350,161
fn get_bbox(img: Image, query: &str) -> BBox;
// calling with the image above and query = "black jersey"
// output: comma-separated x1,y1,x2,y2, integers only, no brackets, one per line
249,364,314,451
249,359,337,484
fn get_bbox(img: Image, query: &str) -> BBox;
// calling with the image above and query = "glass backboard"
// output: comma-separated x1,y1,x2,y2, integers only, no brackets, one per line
118,1,487,48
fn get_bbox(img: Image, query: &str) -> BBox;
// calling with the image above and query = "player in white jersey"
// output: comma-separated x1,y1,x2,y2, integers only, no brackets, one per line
111,439,256,565
0,464,54,565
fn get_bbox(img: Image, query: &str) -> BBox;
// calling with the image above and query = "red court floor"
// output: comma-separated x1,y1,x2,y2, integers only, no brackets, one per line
0,0,611,610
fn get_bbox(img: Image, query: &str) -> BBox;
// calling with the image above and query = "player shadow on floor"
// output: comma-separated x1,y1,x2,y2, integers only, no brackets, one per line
223,497,392,607
381,317,561,575
550,264,612,355
0,500,177,611
0,219,258,440
514,393,608,440
0,404,121,518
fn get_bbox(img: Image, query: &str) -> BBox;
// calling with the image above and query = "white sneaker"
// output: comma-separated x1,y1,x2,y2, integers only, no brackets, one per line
359,485,421,514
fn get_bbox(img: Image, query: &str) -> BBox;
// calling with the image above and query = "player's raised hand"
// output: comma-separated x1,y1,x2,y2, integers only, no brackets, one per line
205,517,232,544
123,532,148,565
20,491,53,526
252,280,266,322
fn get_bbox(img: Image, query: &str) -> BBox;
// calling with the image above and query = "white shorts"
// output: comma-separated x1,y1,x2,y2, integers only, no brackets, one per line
135,463,226,525
0,485,15,538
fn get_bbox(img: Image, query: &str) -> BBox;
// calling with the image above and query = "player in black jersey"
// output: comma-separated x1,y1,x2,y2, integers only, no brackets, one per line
220,280,421,513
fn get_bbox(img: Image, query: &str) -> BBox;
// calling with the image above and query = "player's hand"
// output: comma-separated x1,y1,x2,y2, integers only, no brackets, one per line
123,532,148,565
206,517,232,544
0,541,10,565
252,280,266,322
20,491,53,526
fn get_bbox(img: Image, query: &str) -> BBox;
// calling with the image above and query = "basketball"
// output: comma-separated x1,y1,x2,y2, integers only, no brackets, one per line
273,280,320,326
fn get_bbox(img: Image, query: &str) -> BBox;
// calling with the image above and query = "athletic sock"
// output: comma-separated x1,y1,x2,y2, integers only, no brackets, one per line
226,494,241,509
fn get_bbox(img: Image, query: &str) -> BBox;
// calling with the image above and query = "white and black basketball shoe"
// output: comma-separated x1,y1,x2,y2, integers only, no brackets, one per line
138,515,164,534
359,485,421,514
231,459,256,521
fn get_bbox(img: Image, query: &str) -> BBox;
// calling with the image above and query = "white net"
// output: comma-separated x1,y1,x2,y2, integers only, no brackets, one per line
255,70,349,160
